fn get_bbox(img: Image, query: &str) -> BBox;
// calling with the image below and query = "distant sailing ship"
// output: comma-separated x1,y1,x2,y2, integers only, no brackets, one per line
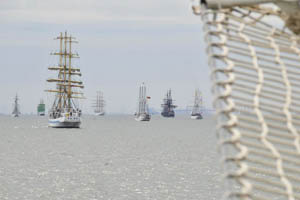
191,89,203,120
93,91,105,116
161,89,177,118
37,99,46,116
45,32,84,128
12,94,21,117
135,83,151,121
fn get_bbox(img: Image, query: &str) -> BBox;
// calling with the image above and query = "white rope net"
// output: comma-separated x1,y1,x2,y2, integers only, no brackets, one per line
194,4,300,200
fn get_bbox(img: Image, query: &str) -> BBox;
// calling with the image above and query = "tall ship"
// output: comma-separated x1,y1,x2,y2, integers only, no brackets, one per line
12,94,21,117
45,31,84,128
135,83,151,121
92,91,105,116
161,89,177,118
37,99,46,116
191,89,203,120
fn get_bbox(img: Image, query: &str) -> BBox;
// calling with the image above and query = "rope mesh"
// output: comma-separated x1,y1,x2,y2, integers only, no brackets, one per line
196,5,300,200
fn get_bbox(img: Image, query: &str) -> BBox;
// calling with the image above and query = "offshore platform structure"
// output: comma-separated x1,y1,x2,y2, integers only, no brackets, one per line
45,31,84,128
192,0,300,199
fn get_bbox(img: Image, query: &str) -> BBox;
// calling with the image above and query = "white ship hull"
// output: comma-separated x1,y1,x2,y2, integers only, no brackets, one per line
95,112,105,116
46,32,84,129
191,114,202,120
135,113,151,121
48,116,81,128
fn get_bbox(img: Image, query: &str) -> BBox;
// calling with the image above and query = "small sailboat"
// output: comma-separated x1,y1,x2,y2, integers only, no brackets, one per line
45,31,84,128
12,94,21,117
37,99,46,116
191,89,203,120
135,83,151,121
93,91,105,116
161,89,177,118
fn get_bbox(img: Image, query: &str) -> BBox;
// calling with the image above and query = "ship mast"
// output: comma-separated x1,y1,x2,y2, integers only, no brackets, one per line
46,31,84,112
163,89,176,109
192,89,202,114
93,91,105,113
12,94,20,116
138,83,147,114
59,32,63,110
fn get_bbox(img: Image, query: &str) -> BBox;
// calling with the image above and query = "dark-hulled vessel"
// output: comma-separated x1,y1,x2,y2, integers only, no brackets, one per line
12,94,21,117
161,89,177,118
37,99,46,116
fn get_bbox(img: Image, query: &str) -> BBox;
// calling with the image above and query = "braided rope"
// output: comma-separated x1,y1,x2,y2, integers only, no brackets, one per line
267,27,295,200
198,5,300,200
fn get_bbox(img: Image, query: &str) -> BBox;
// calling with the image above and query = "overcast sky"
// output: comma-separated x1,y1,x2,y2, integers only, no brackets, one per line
0,0,212,114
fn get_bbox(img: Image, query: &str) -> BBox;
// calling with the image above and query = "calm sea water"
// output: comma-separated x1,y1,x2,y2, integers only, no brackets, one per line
0,115,223,200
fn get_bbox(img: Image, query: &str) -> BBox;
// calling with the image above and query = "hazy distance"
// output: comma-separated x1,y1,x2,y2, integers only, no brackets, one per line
0,0,212,114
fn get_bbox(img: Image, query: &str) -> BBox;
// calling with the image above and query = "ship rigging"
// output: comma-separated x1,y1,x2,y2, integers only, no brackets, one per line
135,83,151,121
161,89,177,118
191,89,203,120
45,31,84,128
92,91,105,116
12,94,20,117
